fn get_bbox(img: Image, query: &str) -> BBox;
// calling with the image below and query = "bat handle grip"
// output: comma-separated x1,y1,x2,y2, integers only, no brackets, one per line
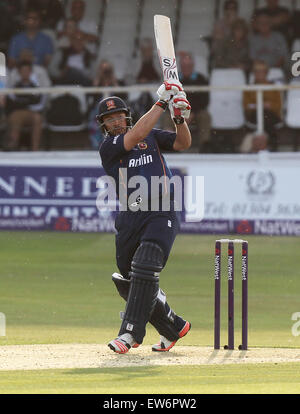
173,107,182,118
173,107,184,124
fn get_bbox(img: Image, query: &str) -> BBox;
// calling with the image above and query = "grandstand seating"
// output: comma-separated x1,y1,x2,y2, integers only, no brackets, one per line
208,68,246,129
292,38,300,52
218,0,254,20
176,0,215,51
285,79,300,150
46,87,87,130
207,68,246,152
193,55,209,78
256,0,293,9
140,0,178,40
63,0,104,22
95,0,139,81
2,0,300,152
45,87,88,149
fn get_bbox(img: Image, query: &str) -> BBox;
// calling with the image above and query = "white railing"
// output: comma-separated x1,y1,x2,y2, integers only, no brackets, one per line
1,83,300,134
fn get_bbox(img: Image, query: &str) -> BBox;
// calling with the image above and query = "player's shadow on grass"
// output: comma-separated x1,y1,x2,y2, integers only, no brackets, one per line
65,366,161,377
65,350,185,377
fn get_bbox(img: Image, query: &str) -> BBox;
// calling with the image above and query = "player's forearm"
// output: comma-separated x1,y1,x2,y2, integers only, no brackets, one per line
124,104,163,150
135,104,164,136
173,122,192,151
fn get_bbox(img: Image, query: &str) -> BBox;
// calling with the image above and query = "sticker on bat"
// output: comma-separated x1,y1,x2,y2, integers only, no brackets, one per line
161,57,179,81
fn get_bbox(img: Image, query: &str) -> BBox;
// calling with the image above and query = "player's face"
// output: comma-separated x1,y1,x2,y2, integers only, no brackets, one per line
103,111,127,135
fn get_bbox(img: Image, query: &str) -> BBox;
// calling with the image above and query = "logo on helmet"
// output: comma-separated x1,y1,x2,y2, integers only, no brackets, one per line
106,99,117,110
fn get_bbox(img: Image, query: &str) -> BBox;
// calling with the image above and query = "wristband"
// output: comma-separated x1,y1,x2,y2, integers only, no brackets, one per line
155,100,168,111
173,116,185,125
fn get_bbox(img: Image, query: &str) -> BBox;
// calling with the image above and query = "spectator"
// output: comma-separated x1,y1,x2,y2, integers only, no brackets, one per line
252,0,291,45
243,60,282,152
48,17,78,80
92,60,124,89
249,12,289,71
88,60,126,149
5,61,45,151
56,0,98,54
212,0,241,45
8,9,54,69
7,49,52,88
55,32,93,86
135,38,160,84
26,0,65,30
211,18,251,74
56,18,78,49
126,38,160,86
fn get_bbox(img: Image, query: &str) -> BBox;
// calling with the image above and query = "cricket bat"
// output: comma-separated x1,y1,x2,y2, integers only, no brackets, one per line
154,14,181,86
154,14,183,119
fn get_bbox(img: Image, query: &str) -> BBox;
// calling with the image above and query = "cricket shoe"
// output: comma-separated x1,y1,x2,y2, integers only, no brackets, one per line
119,311,139,349
152,321,191,352
108,333,138,354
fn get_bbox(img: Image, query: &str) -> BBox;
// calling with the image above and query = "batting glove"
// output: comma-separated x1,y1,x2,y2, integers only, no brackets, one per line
157,81,183,103
169,92,191,124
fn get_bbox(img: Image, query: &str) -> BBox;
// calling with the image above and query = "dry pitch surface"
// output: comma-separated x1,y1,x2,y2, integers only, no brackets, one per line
0,344,299,370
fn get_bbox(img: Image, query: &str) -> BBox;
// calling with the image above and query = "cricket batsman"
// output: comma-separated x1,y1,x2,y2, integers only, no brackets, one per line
97,82,192,354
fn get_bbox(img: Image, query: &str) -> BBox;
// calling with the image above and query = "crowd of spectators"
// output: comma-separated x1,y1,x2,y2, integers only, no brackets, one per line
0,0,299,152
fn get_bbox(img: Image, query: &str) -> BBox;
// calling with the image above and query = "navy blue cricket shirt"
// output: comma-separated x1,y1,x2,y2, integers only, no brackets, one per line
99,128,177,208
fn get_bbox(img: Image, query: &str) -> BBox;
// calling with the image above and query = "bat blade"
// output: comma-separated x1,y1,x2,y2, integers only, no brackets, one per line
154,14,181,86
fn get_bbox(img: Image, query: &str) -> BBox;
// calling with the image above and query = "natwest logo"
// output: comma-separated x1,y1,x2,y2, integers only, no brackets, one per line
54,217,71,231
236,220,253,234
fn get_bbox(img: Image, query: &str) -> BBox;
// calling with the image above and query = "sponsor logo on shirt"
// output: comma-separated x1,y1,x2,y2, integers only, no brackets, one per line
128,154,153,168
137,141,148,150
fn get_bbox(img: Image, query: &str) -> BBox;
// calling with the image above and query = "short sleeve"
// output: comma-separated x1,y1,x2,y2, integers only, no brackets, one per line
99,134,127,166
153,128,177,152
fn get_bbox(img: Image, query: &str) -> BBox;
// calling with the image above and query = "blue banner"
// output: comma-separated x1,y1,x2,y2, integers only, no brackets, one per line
0,165,184,232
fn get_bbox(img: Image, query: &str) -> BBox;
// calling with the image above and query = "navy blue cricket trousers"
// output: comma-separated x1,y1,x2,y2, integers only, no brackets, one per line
115,207,180,279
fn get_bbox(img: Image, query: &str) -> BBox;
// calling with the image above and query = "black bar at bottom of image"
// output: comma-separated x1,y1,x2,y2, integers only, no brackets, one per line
0,394,299,410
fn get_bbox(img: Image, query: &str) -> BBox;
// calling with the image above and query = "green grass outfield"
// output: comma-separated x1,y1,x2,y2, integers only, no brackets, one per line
0,231,300,394
1,364,300,394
